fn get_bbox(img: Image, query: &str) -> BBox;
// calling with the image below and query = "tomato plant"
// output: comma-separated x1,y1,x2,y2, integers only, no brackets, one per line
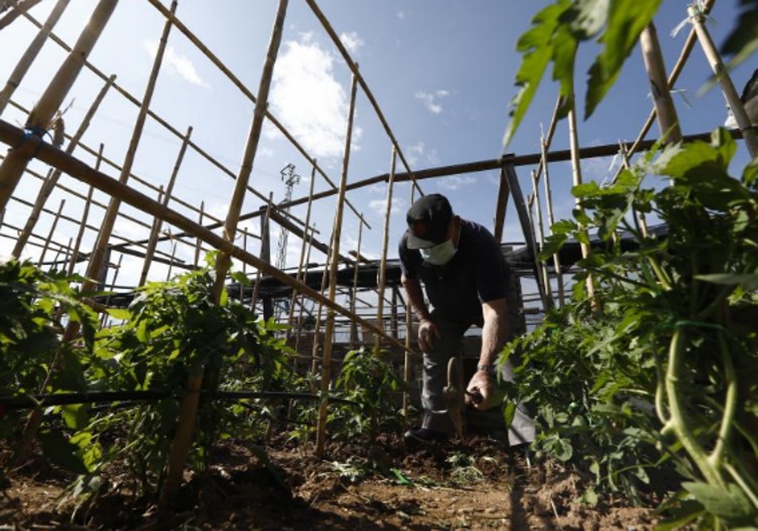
500,130,758,527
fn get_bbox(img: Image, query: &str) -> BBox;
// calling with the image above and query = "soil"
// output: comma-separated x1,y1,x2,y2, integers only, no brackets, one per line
1,434,657,530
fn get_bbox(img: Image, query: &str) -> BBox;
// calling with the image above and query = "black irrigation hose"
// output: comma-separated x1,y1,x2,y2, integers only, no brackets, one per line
0,390,357,411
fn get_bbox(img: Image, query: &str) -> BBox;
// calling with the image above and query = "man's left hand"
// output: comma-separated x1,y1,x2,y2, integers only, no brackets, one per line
465,370,496,411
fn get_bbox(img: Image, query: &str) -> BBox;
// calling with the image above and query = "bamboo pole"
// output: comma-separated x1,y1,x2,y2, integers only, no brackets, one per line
0,119,420,358
194,200,204,267
12,75,115,258
138,126,192,286
0,0,70,115
160,0,289,510
530,169,552,307
144,0,370,230
374,147,397,353
568,96,595,301
316,69,358,456
304,0,423,198
287,162,317,330
37,198,65,266
165,240,177,281
540,135,564,306
348,222,363,349
688,5,758,157
310,216,337,374
99,253,122,328
0,0,117,212
294,224,316,353
640,23,682,143
402,186,416,417
0,0,43,31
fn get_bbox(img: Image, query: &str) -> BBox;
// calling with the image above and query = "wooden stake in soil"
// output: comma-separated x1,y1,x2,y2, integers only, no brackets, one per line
567,96,596,301
402,186,416,417
0,0,118,212
348,221,363,349
639,22,682,144
160,0,289,510
316,70,359,456
688,5,758,157
540,136,564,306
294,224,316,352
374,147,397,353
13,75,116,258
287,162,318,330
530,169,552,308
194,200,204,267
138,126,192,286
0,0,70,115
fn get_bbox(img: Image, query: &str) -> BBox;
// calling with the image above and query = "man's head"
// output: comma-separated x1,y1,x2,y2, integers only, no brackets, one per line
405,194,460,265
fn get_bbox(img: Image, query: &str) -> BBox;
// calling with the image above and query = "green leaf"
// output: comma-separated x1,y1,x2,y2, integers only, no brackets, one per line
62,403,89,430
720,0,758,71
503,1,572,147
540,233,569,261
39,430,88,475
502,401,517,428
585,0,664,119
743,156,758,187
106,308,130,321
682,482,755,525
695,274,758,290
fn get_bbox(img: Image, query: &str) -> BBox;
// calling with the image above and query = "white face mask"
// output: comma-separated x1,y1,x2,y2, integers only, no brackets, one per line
420,238,457,266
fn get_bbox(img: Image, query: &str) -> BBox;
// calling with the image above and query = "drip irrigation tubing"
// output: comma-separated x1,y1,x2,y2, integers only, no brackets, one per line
0,390,357,411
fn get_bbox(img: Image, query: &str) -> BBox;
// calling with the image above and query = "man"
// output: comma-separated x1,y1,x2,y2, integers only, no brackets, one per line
399,193,534,446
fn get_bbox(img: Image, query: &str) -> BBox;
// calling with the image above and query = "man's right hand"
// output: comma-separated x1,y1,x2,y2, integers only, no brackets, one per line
418,318,441,353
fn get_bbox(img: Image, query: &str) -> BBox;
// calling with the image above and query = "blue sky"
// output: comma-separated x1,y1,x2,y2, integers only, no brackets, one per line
0,0,754,291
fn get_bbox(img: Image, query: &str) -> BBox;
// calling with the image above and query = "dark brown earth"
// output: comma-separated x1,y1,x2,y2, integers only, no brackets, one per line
1,434,657,530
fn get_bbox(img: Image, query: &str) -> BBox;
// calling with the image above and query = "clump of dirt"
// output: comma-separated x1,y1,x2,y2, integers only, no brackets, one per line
2,434,660,529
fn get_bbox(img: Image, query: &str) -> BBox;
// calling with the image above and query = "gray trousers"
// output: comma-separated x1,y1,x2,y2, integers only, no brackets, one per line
421,313,536,446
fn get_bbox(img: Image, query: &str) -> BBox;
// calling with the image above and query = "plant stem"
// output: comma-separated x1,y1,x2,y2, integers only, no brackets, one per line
708,328,737,470
665,329,724,487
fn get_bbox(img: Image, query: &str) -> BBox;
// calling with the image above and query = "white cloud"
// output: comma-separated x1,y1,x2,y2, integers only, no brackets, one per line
339,31,364,53
259,147,275,158
299,31,315,43
369,197,404,216
268,38,359,159
143,40,210,89
438,176,476,191
415,90,450,114
407,141,425,165
397,10,407,20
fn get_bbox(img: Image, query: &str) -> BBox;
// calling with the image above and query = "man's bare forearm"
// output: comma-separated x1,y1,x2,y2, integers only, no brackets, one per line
480,299,509,366
401,274,431,321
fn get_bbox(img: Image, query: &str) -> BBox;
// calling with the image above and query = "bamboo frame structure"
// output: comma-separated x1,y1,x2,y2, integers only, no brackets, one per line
1,0,746,500
688,4,758,158
162,0,289,509
12,74,115,257
37,198,64,266
0,0,117,212
0,0,70,115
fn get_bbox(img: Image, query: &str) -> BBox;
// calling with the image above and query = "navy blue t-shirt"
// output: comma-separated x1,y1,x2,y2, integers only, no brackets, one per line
398,219,509,326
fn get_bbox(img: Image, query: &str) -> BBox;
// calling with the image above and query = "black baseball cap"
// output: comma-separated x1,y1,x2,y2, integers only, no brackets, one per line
405,194,453,249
